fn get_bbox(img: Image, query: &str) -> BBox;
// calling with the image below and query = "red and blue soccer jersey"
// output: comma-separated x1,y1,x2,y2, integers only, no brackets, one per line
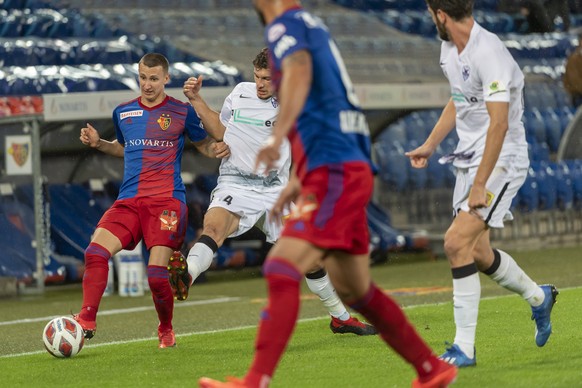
113,95,206,203
264,7,373,179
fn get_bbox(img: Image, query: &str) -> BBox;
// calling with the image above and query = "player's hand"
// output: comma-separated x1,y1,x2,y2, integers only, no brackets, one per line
255,136,282,174
183,76,203,100
271,176,301,219
213,141,230,158
404,143,434,168
80,123,101,148
468,184,488,213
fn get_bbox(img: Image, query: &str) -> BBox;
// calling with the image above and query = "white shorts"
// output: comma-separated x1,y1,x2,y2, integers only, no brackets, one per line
452,160,527,228
207,183,286,243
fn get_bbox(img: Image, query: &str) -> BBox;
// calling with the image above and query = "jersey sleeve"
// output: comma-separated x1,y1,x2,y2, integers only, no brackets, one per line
219,89,234,127
266,17,309,69
477,46,513,103
113,108,125,145
185,105,208,142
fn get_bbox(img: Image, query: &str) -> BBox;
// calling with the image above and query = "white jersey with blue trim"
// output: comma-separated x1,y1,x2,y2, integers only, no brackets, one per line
440,22,529,168
218,82,290,191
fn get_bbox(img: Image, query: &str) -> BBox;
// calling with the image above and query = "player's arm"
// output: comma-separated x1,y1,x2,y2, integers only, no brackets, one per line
255,49,311,172
183,76,226,141
192,136,230,159
405,98,456,167
79,123,124,158
272,49,312,145
469,101,509,209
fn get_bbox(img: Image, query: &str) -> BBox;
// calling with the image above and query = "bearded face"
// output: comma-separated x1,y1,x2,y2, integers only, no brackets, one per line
435,14,450,41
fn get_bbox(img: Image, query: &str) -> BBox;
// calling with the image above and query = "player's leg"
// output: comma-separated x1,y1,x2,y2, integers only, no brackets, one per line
149,244,177,348
186,207,240,283
143,198,188,348
440,211,485,366
242,237,325,387
75,200,137,339
324,251,457,387
304,266,376,335
474,231,558,346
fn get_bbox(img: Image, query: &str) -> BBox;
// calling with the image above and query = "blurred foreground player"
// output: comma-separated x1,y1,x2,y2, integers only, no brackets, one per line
198,1,457,387
74,53,228,348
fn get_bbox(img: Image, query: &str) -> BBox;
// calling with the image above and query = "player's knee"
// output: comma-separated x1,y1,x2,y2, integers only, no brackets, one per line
443,229,465,259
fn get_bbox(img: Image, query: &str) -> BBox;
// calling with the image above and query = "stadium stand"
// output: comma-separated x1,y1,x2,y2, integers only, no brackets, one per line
1,0,582,286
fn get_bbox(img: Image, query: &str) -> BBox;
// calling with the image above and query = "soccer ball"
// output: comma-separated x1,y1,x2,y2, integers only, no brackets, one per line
42,316,85,358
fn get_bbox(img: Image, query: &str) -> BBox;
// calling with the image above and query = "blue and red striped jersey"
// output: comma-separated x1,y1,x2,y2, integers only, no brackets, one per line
113,95,206,202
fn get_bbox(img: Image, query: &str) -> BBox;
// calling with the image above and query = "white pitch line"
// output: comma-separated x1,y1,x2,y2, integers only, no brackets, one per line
2,286,577,359
0,296,241,327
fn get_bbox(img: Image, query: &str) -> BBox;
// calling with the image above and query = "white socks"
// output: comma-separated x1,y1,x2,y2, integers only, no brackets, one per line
488,249,545,307
186,242,214,285
305,273,350,321
453,272,480,359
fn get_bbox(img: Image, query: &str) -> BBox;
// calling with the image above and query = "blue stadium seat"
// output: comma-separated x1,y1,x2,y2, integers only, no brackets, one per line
542,107,562,152
565,160,582,209
552,161,574,210
528,141,550,163
524,109,547,144
379,121,407,150
374,143,408,191
517,166,539,212
532,161,557,210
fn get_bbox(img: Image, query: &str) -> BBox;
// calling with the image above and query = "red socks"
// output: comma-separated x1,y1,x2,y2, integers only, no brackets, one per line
80,242,111,322
349,283,440,379
147,265,174,331
245,259,302,387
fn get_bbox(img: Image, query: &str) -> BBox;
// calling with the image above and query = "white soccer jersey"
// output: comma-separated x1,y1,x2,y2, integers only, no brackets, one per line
440,22,529,168
218,82,291,192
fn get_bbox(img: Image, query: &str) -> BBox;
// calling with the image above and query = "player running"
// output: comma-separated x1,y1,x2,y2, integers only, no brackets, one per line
406,0,558,367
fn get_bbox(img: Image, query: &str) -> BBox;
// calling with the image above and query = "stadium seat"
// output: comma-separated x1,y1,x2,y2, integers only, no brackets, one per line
542,108,563,152
528,141,551,163
524,109,547,144
533,161,557,210
516,166,539,212
552,161,574,210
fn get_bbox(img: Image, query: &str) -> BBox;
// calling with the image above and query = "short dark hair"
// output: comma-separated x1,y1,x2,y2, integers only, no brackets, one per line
252,47,269,70
139,53,169,74
425,0,473,21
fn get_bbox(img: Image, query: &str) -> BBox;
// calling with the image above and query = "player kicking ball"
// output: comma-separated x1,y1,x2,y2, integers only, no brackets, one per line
168,47,376,337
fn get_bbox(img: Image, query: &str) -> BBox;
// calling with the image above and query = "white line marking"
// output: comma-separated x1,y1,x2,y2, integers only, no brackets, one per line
2,286,574,359
0,297,240,327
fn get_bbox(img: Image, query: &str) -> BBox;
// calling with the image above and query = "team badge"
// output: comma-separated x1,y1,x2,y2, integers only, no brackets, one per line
290,194,318,221
160,210,178,231
486,191,495,207
488,80,506,96
271,97,279,109
8,142,29,167
157,113,171,131
462,65,470,81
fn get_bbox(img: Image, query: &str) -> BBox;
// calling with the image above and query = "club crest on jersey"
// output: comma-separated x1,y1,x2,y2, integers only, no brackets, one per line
157,113,171,131
160,210,178,231
271,97,279,109
8,142,29,166
290,194,318,221
462,65,470,81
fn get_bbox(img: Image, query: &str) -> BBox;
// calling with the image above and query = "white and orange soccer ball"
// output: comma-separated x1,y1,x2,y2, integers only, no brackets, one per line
42,316,85,358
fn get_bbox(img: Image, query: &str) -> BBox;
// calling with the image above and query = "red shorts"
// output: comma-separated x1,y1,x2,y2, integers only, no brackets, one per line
282,161,373,255
97,197,187,251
